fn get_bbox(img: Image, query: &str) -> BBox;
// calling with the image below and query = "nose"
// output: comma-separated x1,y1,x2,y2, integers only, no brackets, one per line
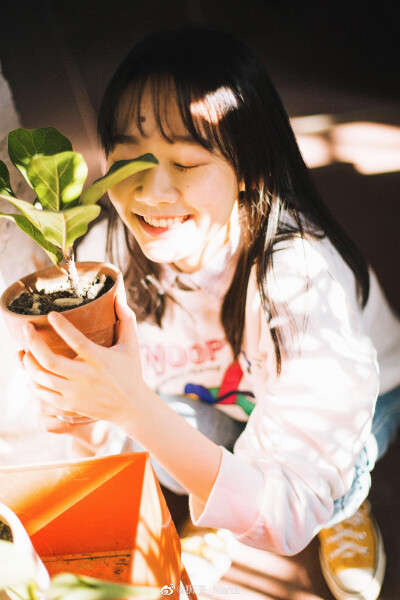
134,165,178,206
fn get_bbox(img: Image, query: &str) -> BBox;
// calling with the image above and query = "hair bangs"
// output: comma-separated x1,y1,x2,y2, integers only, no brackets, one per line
102,67,243,175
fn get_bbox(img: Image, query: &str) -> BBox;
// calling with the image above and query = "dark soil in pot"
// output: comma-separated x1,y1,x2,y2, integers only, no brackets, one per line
0,262,123,359
8,273,115,316
0,519,13,542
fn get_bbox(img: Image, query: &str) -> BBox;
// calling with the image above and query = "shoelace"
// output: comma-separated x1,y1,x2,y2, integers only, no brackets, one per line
326,511,370,560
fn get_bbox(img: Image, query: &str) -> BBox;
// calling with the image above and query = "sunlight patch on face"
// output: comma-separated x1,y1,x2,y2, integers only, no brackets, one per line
190,86,240,125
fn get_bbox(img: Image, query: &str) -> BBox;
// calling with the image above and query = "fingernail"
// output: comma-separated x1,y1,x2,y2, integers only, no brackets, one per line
48,312,59,323
23,323,34,336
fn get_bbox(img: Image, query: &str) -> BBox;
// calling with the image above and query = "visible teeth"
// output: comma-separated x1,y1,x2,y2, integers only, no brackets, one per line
142,215,188,228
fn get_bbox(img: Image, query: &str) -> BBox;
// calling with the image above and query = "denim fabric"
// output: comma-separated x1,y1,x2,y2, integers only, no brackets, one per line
326,384,400,526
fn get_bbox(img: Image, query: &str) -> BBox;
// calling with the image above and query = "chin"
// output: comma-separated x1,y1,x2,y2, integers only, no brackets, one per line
140,246,185,265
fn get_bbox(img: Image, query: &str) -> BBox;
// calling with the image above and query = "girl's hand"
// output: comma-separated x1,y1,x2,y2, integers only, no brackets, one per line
17,350,78,433
22,294,147,431
21,294,222,504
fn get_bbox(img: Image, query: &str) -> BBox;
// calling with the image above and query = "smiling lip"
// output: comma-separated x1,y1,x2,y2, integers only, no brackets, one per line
136,213,192,235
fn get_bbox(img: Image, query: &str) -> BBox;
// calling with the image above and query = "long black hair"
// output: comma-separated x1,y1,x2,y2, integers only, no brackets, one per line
98,27,369,374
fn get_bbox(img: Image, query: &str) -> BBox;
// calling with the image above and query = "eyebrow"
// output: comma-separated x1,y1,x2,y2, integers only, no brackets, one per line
111,133,202,146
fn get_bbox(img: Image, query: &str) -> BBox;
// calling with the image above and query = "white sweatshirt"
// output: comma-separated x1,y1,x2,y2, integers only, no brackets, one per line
136,233,400,554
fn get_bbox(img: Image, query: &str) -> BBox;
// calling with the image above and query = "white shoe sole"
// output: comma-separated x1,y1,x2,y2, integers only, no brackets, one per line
319,522,386,600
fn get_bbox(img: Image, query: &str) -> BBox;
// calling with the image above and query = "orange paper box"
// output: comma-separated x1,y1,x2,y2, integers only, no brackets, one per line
0,452,181,596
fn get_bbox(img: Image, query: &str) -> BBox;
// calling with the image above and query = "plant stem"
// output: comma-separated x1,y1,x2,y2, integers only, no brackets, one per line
6,587,28,600
27,583,40,600
63,248,81,297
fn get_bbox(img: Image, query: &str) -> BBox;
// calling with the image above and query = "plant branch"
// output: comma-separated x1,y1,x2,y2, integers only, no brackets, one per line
6,587,28,600
63,248,80,296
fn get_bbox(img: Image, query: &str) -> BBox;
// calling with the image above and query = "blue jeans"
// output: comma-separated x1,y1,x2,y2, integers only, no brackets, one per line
327,384,400,526
140,386,400,523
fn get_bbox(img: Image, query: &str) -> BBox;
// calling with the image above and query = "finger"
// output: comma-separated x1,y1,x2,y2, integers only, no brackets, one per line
30,380,94,421
114,293,138,346
35,414,82,433
23,322,86,377
47,311,98,361
23,351,67,393
37,398,68,418
23,348,46,373
29,380,63,403
16,350,25,368
35,402,93,425
34,392,88,420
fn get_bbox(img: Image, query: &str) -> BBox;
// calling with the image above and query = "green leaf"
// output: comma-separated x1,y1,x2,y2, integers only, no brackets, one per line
0,195,61,240
49,573,160,600
61,204,102,249
0,211,63,265
81,154,158,205
0,195,101,252
26,152,88,211
0,160,15,197
8,127,72,186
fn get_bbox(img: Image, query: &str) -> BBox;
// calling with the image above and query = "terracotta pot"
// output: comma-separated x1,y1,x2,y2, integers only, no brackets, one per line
0,262,123,358
0,262,124,423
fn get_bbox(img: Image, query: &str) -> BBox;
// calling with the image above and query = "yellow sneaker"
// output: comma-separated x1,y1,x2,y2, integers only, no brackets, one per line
318,501,386,600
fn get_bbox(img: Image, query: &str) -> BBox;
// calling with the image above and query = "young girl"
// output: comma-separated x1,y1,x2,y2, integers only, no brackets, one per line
20,28,400,600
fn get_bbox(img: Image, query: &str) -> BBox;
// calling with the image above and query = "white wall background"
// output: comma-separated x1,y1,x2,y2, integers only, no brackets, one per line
0,64,69,463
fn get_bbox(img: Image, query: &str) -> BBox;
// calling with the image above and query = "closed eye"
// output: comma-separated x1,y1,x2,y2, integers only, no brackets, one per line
173,163,204,172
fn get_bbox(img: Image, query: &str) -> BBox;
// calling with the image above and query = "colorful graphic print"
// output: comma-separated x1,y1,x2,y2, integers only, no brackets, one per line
184,359,255,416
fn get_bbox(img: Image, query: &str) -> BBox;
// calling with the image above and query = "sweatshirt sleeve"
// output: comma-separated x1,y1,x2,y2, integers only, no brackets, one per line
189,236,379,555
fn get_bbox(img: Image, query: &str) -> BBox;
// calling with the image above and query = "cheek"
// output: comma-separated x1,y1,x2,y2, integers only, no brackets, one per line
199,178,237,221
109,197,131,230
108,184,127,211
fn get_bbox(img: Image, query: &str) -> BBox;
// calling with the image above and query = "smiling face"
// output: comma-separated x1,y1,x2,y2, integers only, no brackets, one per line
106,88,240,273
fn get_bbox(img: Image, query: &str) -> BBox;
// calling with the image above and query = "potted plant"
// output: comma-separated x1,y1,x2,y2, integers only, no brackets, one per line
0,503,160,600
0,127,157,360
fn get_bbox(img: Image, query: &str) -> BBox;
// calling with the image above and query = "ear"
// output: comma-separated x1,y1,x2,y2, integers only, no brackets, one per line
238,179,245,193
